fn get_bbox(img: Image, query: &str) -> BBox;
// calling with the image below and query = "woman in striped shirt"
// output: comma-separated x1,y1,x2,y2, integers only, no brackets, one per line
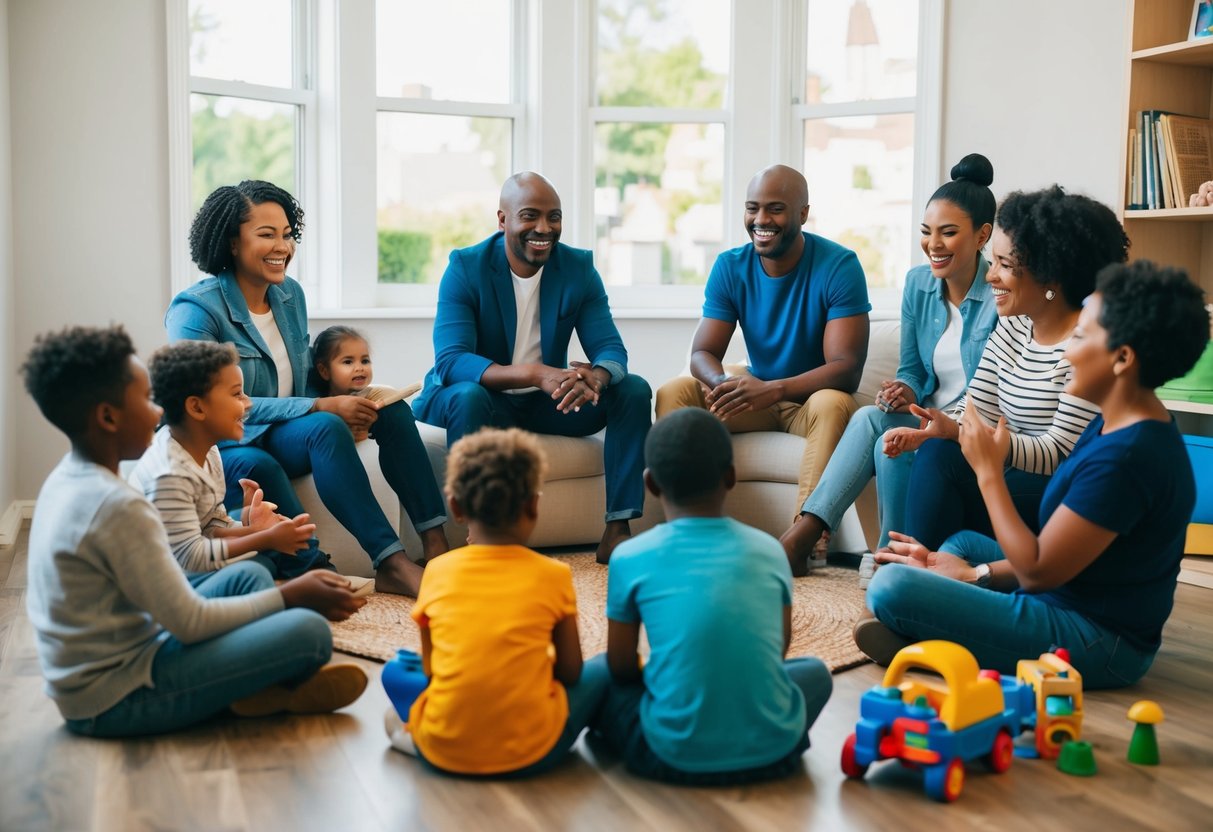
881,186,1129,551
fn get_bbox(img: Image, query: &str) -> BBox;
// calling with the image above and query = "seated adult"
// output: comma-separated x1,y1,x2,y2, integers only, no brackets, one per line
780,153,999,577
167,181,448,596
655,164,870,561
412,172,652,563
858,262,1209,689
886,186,1128,553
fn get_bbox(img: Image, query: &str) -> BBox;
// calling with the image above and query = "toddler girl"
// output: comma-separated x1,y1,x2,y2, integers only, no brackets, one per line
312,325,411,440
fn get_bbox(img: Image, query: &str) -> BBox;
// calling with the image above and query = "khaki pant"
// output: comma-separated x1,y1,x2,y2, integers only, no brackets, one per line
655,367,859,514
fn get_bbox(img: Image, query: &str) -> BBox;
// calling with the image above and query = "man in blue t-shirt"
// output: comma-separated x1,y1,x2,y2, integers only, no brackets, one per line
656,165,871,570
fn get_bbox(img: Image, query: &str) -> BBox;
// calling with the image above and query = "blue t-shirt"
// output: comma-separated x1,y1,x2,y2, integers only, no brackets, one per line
605,517,807,772
1036,416,1194,652
702,232,870,381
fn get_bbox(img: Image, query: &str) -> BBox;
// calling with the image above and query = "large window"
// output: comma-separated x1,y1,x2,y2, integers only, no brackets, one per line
169,0,940,312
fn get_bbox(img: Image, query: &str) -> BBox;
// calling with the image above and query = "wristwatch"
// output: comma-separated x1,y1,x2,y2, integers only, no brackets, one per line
970,563,992,588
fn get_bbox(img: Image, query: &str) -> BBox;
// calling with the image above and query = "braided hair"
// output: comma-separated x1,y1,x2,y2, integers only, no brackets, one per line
188,180,305,276
445,428,548,529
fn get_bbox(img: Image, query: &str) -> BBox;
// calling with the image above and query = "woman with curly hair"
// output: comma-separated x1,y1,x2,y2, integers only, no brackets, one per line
166,181,448,595
880,186,1129,553
858,262,1208,688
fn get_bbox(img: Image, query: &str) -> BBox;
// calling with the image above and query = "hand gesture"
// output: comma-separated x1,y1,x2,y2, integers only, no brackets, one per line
279,571,366,621
881,403,955,457
958,393,1010,480
244,487,278,531
538,365,599,413
875,380,916,414
316,395,380,431
266,512,316,554
704,374,782,421
874,532,978,582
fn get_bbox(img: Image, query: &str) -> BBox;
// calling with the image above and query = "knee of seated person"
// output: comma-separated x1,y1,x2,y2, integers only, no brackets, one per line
655,375,701,411
866,563,916,618
806,388,855,415
610,374,652,403
283,608,334,656
224,559,276,591
447,381,494,414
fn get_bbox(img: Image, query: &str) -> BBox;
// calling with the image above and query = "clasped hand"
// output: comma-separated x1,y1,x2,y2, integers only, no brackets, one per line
875,379,915,413
540,361,605,414
873,531,979,582
704,374,782,420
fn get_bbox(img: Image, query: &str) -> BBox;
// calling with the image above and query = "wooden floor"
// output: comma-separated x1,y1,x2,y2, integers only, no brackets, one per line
2,532,1211,832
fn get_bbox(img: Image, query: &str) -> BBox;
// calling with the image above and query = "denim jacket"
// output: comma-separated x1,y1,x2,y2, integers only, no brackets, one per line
896,258,996,404
165,272,315,444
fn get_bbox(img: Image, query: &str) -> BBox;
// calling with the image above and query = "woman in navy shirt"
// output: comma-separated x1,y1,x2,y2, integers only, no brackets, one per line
859,261,1208,688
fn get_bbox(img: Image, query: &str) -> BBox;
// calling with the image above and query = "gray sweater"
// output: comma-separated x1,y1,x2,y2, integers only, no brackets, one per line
26,452,284,719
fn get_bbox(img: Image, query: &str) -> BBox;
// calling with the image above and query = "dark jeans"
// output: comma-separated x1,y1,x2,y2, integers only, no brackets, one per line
903,438,1051,551
221,402,446,572
590,657,832,785
416,376,652,521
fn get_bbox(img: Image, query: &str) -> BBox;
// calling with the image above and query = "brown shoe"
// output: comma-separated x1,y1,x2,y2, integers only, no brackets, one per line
852,616,913,667
231,663,369,717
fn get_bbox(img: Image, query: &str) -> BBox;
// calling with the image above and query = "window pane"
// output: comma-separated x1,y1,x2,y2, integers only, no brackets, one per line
803,113,914,290
804,0,918,104
596,0,729,109
191,95,297,212
189,0,294,88
377,113,511,284
376,0,511,102
594,122,724,286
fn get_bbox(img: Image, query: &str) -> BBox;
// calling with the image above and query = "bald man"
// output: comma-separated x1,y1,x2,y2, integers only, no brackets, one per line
413,172,652,562
655,165,870,575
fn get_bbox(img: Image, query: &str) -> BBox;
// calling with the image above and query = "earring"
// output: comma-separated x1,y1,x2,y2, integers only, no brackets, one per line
1045,289,1056,301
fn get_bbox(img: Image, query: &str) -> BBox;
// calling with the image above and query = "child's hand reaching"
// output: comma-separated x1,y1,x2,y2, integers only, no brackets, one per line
266,513,317,555
243,487,281,530
280,571,366,621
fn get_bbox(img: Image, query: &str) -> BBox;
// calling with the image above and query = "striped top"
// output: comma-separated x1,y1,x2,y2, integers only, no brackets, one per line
128,428,256,572
952,315,1099,475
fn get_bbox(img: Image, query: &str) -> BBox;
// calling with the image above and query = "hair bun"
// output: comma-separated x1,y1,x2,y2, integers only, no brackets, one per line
950,153,994,188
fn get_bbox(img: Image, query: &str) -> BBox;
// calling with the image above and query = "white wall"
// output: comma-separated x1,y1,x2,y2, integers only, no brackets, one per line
3,0,1131,498
9,0,171,497
0,0,14,512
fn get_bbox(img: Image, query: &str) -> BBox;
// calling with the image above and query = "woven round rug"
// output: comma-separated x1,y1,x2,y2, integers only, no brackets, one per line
330,553,869,672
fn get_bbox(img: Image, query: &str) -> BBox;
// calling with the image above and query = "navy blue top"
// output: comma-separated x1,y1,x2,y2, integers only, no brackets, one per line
1035,416,1195,652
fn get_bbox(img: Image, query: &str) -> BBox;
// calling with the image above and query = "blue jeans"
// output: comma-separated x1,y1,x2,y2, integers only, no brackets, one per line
903,437,1051,551
63,562,333,737
417,376,652,521
591,657,833,784
221,402,447,572
801,406,918,549
867,545,1156,690
417,653,612,778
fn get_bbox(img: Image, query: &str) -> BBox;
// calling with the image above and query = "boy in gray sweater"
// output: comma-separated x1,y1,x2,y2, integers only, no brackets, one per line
23,325,367,737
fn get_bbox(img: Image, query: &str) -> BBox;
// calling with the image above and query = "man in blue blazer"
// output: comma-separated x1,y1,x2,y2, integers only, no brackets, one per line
413,172,652,562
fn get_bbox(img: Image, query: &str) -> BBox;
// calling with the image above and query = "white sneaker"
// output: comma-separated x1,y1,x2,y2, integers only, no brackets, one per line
384,705,418,756
858,551,878,589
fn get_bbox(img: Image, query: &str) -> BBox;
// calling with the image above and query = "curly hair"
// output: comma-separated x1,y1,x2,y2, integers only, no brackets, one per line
445,428,548,529
21,325,136,438
645,408,733,503
188,180,305,276
995,185,1130,308
148,340,239,425
1096,261,1210,389
928,152,996,228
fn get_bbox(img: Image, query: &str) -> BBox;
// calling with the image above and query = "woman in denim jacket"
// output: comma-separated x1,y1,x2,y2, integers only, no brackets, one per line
781,155,998,580
166,181,447,595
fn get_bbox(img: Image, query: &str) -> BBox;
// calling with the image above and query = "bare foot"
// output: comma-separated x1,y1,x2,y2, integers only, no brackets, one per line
419,526,450,564
596,520,632,565
779,513,824,577
375,551,426,596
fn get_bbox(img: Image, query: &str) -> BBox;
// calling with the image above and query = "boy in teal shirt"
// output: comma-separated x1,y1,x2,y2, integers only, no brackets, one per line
593,408,832,783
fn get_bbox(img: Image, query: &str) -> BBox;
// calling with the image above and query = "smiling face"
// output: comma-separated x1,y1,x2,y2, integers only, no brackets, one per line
744,167,810,275
498,176,562,277
317,337,373,395
114,357,164,461
231,200,295,289
988,227,1052,317
1063,293,1120,403
920,199,991,284
195,363,251,443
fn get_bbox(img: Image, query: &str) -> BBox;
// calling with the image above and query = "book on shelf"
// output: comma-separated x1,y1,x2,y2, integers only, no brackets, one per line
1162,114,1213,208
1128,110,1213,210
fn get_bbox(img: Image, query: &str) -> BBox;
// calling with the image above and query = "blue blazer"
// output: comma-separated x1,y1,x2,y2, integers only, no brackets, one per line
165,272,315,443
414,233,628,416
896,258,997,405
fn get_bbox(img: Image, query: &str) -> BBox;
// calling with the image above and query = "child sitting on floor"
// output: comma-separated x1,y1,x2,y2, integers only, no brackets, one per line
130,340,370,591
384,427,608,776
312,326,416,442
22,325,368,737
591,408,833,784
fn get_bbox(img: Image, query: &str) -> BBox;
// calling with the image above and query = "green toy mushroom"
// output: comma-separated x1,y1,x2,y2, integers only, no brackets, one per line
1127,700,1164,765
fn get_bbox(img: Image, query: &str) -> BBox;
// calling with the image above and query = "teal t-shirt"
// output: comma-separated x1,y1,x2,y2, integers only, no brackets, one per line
605,517,807,772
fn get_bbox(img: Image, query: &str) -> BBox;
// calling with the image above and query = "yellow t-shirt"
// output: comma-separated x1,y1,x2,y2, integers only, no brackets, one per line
408,544,577,774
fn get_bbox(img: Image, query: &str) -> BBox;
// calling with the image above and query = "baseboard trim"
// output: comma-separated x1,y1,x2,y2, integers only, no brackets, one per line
0,500,35,547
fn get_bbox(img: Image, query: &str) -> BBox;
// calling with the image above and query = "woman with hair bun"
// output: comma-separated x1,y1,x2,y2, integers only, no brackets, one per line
781,153,1000,579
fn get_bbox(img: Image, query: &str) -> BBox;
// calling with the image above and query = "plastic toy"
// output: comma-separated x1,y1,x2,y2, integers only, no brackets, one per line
1127,700,1164,765
382,648,429,721
841,641,1085,802
1056,740,1097,776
